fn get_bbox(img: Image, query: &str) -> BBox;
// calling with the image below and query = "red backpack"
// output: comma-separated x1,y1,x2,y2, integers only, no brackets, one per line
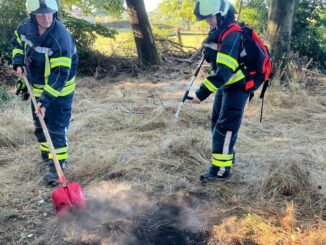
218,23,273,96
218,23,273,121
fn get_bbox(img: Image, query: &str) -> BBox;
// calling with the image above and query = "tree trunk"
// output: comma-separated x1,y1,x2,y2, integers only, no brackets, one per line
267,0,296,71
186,22,191,31
236,0,243,21
177,28,183,51
126,0,162,66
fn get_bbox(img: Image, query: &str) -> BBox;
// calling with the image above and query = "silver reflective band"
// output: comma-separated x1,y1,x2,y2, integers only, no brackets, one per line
204,43,218,51
34,13,53,16
20,35,53,55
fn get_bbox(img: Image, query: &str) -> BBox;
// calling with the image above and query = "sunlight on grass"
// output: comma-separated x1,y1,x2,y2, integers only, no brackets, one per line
94,31,136,56
211,203,326,245
94,29,206,55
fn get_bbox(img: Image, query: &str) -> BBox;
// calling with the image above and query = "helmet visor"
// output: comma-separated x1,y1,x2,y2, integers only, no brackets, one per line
27,0,58,15
193,1,213,22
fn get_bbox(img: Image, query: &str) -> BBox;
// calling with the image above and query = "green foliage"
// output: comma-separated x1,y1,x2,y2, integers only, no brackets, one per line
236,0,268,34
61,12,118,75
158,0,196,29
62,12,117,50
62,0,124,17
77,49,109,76
0,0,27,58
291,0,326,71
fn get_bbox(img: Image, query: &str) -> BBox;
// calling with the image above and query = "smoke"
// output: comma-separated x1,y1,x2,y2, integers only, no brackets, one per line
59,181,208,245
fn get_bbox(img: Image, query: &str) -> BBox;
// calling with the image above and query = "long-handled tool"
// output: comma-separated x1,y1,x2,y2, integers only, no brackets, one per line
22,72,87,217
175,57,206,119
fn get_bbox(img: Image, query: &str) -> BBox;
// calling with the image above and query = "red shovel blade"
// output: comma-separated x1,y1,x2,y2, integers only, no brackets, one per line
52,182,87,217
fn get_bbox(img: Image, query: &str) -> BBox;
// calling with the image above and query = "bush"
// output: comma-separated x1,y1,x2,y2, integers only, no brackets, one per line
291,0,326,72
0,0,26,59
62,12,118,51
0,2,117,77
62,12,118,76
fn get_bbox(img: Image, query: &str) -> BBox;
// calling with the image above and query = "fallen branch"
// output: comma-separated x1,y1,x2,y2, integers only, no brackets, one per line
164,56,193,63
148,90,170,110
155,38,198,51
302,68,326,77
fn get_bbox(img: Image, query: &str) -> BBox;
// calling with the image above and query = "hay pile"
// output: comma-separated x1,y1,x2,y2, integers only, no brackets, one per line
0,68,325,244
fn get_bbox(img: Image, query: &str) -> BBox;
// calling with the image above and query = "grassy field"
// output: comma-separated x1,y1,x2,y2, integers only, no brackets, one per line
0,60,325,244
94,29,206,56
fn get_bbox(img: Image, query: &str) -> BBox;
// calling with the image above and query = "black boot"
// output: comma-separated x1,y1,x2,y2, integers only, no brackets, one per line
36,159,50,174
200,165,231,183
43,161,66,185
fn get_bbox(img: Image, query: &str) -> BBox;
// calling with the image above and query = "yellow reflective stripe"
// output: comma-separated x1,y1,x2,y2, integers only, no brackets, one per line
12,48,24,58
53,147,68,154
36,78,76,98
33,84,44,89
212,153,234,167
212,153,234,161
65,76,75,86
50,57,72,69
224,70,245,86
40,142,50,152
202,78,218,93
49,153,68,161
48,147,68,160
44,84,60,97
33,87,43,97
33,84,44,96
212,159,233,167
217,53,239,71
44,53,51,78
15,31,22,46
40,145,50,152
60,83,75,96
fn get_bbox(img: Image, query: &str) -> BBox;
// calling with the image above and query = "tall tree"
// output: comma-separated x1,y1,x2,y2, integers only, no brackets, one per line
266,0,296,71
62,0,124,16
159,0,196,30
125,0,162,66
236,0,268,34
291,0,326,71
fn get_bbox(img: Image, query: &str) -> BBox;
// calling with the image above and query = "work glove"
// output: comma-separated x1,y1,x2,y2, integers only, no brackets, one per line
15,78,30,101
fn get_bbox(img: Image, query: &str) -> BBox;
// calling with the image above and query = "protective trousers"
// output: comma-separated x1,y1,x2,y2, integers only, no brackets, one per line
32,94,73,169
210,85,249,176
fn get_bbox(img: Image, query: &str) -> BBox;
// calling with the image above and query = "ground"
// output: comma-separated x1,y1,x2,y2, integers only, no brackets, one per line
0,62,325,245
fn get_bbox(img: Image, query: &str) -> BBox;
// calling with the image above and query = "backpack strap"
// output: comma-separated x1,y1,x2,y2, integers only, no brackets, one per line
218,23,243,50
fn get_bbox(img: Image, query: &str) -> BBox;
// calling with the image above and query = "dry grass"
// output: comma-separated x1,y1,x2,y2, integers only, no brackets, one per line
209,207,326,245
0,66,325,244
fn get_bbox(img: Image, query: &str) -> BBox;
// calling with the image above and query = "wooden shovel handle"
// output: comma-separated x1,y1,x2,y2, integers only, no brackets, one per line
22,72,66,184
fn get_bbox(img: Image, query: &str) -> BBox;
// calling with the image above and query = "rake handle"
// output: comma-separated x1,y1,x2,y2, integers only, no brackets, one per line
22,72,66,184
175,57,205,119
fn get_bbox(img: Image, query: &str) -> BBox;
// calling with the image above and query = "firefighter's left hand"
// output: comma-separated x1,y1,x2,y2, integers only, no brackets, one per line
192,95,201,104
35,102,46,119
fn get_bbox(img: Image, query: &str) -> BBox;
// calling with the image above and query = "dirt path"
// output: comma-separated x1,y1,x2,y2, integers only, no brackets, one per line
1,66,325,244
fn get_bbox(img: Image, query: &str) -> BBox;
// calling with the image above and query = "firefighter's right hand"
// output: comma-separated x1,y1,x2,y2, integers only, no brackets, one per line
192,95,201,104
35,102,46,119
15,66,24,78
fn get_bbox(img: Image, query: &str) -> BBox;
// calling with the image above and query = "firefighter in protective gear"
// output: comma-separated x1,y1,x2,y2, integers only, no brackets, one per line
192,0,249,182
12,0,77,184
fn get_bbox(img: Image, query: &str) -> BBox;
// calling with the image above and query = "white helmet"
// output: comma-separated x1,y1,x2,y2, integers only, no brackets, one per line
26,0,58,15
194,0,231,21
